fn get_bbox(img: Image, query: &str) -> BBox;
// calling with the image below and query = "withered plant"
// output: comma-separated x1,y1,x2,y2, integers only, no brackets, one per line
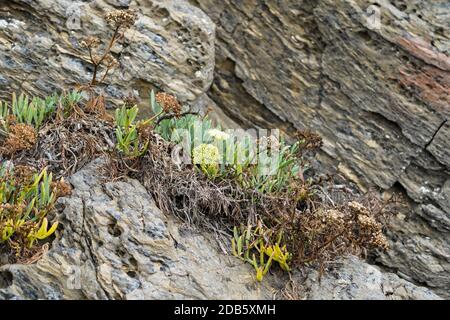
78,10,137,116
81,10,137,87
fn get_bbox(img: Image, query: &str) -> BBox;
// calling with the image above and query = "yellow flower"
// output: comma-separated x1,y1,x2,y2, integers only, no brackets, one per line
207,129,230,141
192,144,220,165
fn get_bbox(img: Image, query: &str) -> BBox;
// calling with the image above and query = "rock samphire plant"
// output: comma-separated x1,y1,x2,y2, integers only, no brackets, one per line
116,90,393,282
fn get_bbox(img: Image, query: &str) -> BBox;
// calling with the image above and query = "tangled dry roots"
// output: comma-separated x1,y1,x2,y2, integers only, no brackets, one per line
112,132,394,270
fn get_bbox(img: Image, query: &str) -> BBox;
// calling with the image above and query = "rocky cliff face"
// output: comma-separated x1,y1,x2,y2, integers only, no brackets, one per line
0,0,448,298
0,0,215,103
190,0,450,298
0,159,440,300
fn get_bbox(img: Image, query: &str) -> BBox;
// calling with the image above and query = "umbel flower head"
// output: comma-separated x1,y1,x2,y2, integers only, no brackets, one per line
80,36,100,49
207,129,230,141
192,144,220,165
103,54,119,68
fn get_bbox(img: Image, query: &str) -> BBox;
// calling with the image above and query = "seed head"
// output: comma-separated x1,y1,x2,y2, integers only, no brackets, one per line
1,123,37,155
348,201,371,216
104,54,119,68
296,129,323,151
105,10,137,29
80,36,100,49
156,92,181,116
51,178,72,198
13,165,36,185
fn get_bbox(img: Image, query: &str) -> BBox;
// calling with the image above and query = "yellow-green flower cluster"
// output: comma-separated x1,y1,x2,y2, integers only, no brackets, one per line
192,143,220,165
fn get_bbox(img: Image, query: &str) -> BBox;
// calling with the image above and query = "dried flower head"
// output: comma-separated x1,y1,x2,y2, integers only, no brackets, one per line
80,36,100,49
137,123,153,142
324,209,346,225
1,123,37,155
51,178,72,198
13,165,36,185
372,231,389,250
357,213,380,230
348,201,371,216
192,144,220,165
296,129,323,151
348,201,389,250
156,92,181,116
103,54,119,68
105,9,137,29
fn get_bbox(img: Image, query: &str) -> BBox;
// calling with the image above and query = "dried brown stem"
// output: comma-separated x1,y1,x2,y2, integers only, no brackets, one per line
89,26,120,86
155,112,199,125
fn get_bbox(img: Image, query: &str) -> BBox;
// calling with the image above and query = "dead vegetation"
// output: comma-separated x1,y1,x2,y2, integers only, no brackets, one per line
14,106,115,178
1,122,37,156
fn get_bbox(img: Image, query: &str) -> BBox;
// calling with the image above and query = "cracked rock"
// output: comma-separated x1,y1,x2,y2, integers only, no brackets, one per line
0,159,442,300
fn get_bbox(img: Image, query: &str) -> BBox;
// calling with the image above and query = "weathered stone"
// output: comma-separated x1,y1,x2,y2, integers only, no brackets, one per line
191,0,450,297
304,256,440,300
0,159,273,299
191,93,241,129
0,159,441,300
0,0,448,299
0,0,215,104
427,121,450,168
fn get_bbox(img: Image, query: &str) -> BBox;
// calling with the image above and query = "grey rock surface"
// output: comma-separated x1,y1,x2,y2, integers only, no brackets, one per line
304,256,441,300
190,0,450,297
0,0,215,103
0,159,273,299
0,159,441,300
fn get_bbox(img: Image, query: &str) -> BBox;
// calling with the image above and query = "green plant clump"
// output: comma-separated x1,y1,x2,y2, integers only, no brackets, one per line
114,105,149,157
232,224,291,281
0,163,67,256
0,91,83,131
10,92,57,129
